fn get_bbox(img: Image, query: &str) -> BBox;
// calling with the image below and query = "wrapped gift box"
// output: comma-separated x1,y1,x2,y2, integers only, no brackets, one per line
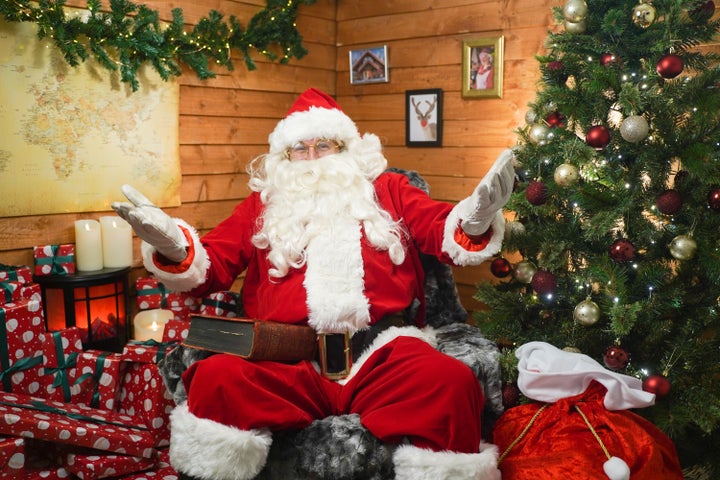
0,436,25,478
75,350,127,411
0,264,33,285
122,340,178,365
113,447,176,479
161,320,190,343
0,281,40,306
135,277,199,322
199,290,243,318
33,244,75,277
0,392,157,459
118,363,175,448
38,328,84,403
0,297,45,395
66,450,156,480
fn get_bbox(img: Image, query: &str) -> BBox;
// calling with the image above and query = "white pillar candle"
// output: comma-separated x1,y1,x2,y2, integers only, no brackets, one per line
133,309,174,341
74,219,104,272
100,216,133,268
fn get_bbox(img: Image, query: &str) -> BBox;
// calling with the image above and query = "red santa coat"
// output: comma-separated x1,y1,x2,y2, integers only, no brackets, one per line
147,171,504,332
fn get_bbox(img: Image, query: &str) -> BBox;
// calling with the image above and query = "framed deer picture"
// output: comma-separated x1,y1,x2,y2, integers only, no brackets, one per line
405,89,443,147
462,36,504,98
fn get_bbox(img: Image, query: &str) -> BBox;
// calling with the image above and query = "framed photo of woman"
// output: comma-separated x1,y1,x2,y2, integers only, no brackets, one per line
462,36,504,98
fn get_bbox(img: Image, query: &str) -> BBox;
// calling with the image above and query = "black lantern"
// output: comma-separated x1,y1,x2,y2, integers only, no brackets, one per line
33,267,131,352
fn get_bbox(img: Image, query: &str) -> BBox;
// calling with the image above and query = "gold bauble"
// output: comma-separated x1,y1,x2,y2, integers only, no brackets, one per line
565,19,587,34
669,234,697,260
563,0,588,22
554,163,580,187
514,261,537,284
632,2,657,28
573,299,601,326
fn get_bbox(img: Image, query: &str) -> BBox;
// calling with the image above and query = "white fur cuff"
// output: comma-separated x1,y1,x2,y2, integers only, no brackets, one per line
442,199,505,266
169,403,272,480
393,443,501,480
142,218,210,293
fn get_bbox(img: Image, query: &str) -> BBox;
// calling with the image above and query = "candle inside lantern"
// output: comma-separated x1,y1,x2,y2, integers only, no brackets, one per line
100,216,133,268
133,309,174,341
74,220,103,272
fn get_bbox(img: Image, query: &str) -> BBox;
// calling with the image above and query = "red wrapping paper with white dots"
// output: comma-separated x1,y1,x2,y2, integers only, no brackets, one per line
117,363,174,448
0,297,45,396
0,391,157,459
66,450,157,480
0,435,25,476
37,328,84,403
75,350,128,411
135,277,199,322
0,265,33,285
160,320,190,344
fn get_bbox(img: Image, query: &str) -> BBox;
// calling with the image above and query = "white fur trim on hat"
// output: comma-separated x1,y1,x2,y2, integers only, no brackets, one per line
169,403,272,480
393,442,501,480
442,200,505,266
269,106,361,155
141,218,210,293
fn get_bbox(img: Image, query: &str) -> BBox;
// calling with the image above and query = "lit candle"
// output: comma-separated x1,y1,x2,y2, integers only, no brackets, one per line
133,309,174,341
100,216,133,268
74,220,103,272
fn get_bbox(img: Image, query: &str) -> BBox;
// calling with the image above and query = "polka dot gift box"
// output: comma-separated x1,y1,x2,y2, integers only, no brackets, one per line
0,391,157,459
0,296,46,396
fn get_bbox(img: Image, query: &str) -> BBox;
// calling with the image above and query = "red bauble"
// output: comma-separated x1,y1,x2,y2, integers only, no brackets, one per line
490,257,512,278
502,383,520,408
690,0,716,20
609,238,636,262
545,111,566,128
525,180,548,205
708,187,720,210
531,270,558,295
585,125,611,150
603,345,630,370
655,189,683,215
656,54,684,79
643,374,671,399
600,53,617,66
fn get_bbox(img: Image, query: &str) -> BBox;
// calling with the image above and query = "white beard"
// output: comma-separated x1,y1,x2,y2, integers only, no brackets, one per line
248,150,406,333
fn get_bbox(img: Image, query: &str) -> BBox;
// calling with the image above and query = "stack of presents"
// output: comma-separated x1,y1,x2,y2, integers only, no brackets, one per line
1,251,242,479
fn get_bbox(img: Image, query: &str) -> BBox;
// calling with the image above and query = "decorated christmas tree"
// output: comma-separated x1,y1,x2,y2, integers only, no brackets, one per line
474,0,720,474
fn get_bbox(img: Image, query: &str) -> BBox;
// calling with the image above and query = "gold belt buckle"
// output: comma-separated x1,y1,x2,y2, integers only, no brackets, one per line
318,332,352,380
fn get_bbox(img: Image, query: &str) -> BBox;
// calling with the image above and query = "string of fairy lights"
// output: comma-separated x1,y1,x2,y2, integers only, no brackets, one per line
0,0,317,91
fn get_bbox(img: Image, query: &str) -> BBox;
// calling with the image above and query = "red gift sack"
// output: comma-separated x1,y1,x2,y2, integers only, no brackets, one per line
493,381,683,480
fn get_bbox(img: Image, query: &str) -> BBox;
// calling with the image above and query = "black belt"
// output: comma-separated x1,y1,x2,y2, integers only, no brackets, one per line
318,313,409,380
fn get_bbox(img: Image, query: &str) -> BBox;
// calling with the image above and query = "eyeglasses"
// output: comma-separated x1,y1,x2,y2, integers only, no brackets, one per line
287,139,343,160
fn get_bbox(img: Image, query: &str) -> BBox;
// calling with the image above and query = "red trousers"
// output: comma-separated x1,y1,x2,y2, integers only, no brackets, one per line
183,336,484,453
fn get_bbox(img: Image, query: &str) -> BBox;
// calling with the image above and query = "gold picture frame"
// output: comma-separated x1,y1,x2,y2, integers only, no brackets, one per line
462,36,504,98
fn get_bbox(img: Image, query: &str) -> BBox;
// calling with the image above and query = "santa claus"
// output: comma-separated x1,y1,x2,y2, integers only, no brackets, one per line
113,88,515,480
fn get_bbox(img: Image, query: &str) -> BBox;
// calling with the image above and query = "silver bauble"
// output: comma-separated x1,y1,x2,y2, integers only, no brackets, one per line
563,0,588,22
525,109,538,124
573,299,601,326
554,163,580,187
514,261,537,284
528,123,550,145
669,235,697,260
619,115,649,143
564,19,587,34
632,2,657,28
504,221,527,241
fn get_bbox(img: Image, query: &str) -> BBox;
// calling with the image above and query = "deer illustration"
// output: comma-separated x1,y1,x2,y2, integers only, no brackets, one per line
411,96,437,141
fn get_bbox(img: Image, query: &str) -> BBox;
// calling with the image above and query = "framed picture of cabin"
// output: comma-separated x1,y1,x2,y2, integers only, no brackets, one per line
349,45,389,84
405,89,443,147
462,36,504,98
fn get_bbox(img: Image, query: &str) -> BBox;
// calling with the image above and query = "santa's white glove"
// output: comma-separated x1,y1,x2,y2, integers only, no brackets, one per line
111,185,189,263
460,149,516,236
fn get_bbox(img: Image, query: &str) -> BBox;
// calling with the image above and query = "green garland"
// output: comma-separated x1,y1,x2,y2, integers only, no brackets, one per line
1,0,317,91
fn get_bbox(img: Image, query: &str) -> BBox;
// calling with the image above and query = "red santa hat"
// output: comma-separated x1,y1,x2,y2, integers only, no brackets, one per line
268,88,363,155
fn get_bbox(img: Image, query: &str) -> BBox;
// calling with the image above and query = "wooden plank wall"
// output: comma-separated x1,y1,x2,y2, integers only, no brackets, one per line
0,0,555,315
334,0,554,310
